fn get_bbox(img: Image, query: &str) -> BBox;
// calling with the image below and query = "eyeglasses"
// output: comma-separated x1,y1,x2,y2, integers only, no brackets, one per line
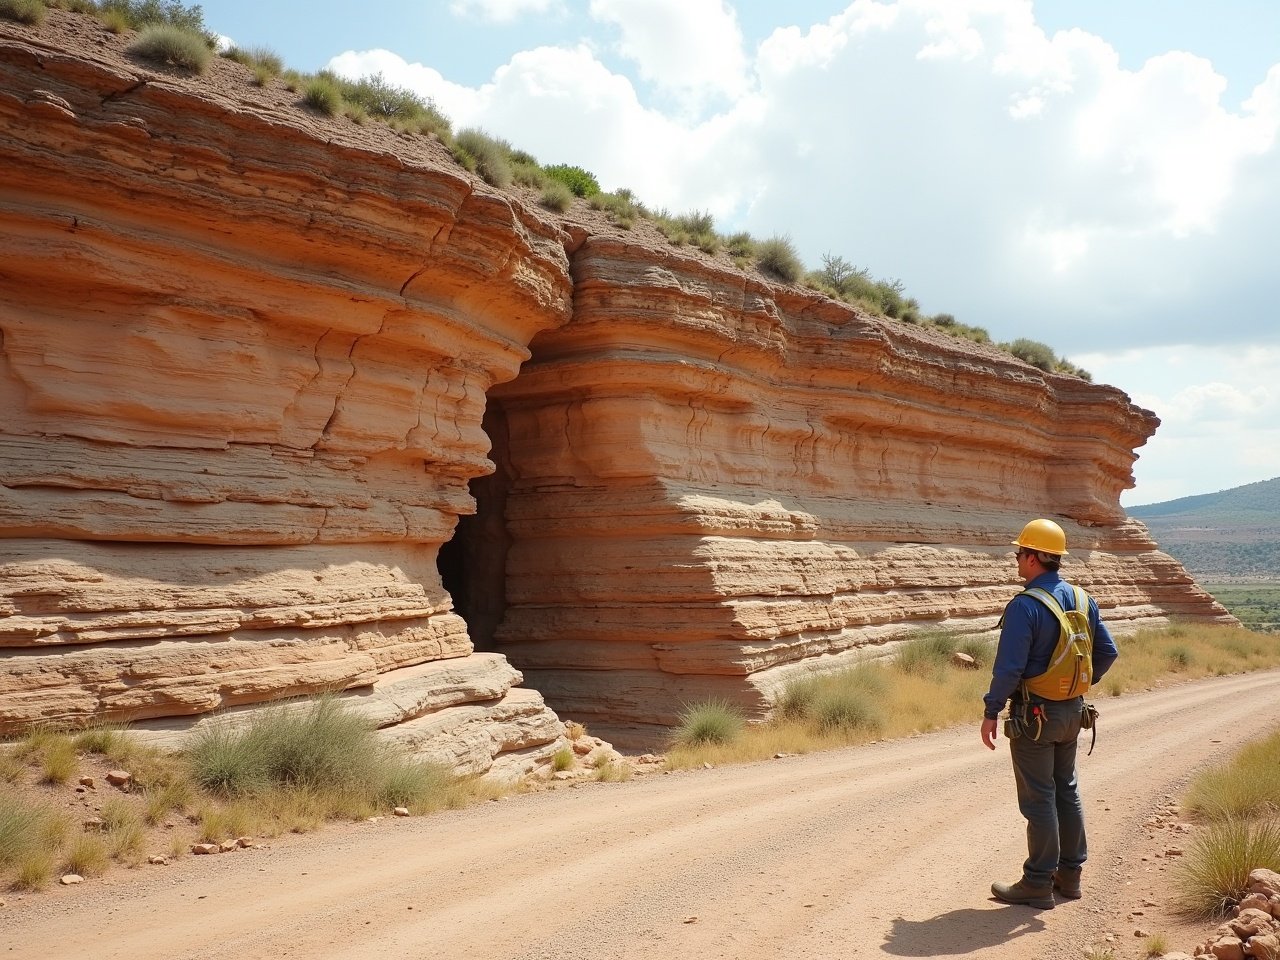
1016,548,1033,559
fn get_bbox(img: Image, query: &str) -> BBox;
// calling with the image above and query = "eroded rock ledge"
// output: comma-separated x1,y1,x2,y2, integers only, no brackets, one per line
0,11,1233,763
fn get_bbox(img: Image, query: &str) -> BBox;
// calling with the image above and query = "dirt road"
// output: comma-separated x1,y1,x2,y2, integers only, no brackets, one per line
6,670,1280,960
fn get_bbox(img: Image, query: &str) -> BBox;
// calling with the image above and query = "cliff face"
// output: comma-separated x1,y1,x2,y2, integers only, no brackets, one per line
484,238,1232,744
0,12,1233,758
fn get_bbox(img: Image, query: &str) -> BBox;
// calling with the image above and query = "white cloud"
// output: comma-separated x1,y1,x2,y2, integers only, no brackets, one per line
588,0,750,110
1076,345,1280,504
330,0,1280,502
449,0,564,22
326,49,485,126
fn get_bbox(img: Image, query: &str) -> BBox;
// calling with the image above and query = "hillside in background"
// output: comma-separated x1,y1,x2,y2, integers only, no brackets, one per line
1129,476,1280,580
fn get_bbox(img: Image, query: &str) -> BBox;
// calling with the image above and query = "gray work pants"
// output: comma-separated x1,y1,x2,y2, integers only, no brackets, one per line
1008,695,1087,886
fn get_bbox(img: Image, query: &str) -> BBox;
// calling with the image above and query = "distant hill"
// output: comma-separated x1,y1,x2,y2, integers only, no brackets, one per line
1128,476,1280,581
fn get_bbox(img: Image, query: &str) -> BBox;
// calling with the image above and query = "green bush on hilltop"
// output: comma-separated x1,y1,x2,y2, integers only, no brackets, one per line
451,128,514,188
0,0,46,25
99,0,216,43
127,22,213,72
543,163,601,198
755,234,803,283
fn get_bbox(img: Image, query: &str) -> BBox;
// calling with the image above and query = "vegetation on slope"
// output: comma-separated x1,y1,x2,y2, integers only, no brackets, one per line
2,0,1092,381
0,697,505,891
666,623,1280,769
1129,476,1280,582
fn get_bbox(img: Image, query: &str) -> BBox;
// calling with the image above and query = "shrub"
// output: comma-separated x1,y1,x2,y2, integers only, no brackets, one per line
540,181,574,212
956,636,995,668
39,735,77,785
127,24,215,73
370,761,454,811
551,747,575,772
63,834,110,877
894,631,959,679
1184,729,1280,821
511,158,547,188
98,0,213,39
810,686,884,734
100,7,128,31
302,76,343,116
142,780,193,825
452,128,513,188
222,45,283,78
1175,817,1280,918
340,72,442,128
673,700,744,747
876,278,909,318
593,760,632,782
726,232,754,258
1006,337,1057,372
74,723,129,758
755,235,803,283
11,851,54,890
186,695,461,819
1142,933,1169,957
590,190,640,229
0,0,46,26
543,163,601,198
0,795,46,868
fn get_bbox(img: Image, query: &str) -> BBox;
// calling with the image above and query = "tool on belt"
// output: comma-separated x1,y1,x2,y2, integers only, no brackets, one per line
1003,699,1099,755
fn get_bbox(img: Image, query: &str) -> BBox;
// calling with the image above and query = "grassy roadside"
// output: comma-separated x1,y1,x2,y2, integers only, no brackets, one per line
1175,727,1280,918
665,623,1280,771
0,697,505,891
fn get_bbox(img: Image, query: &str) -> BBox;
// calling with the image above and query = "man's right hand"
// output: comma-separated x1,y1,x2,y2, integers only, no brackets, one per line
981,717,998,750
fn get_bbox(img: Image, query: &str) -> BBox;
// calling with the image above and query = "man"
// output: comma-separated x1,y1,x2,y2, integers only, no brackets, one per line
980,518,1119,909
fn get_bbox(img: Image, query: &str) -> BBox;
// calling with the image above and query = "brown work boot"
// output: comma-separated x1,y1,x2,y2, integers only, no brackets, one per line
1053,867,1082,899
991,878,1055,909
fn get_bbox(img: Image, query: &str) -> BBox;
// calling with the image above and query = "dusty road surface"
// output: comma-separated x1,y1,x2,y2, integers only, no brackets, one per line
5,670,1280,960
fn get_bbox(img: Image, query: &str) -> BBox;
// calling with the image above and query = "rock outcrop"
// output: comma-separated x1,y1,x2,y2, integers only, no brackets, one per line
0,11,1234,761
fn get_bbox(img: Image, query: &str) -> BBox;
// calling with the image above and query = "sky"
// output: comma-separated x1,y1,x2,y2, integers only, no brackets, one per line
193,0,1280,508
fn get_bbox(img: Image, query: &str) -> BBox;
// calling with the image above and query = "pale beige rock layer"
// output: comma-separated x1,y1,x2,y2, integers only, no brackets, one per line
0,12,1232,760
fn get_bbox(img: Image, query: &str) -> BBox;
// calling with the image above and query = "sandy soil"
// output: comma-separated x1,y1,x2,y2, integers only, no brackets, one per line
4,670,1279,960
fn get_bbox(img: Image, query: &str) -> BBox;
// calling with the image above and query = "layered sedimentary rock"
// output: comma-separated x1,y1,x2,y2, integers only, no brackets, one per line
0,12,1232,759
0,14,572,775
486,238,1235,745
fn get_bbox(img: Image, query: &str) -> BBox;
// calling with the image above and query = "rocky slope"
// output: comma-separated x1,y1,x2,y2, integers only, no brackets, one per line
0,10,1233,761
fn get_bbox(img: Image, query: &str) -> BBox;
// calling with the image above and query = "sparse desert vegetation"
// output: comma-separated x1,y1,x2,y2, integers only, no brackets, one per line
1175,726,1280,918
666,623,1280,770
0,697,504,891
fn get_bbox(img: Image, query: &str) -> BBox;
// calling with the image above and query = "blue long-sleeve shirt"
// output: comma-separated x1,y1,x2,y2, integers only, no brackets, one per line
983,571,1119,719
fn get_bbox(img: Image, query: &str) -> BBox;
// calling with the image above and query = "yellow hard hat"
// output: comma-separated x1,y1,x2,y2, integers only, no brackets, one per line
1012,518,1068,555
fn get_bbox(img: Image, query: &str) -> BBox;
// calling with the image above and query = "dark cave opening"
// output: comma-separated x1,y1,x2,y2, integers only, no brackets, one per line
436,403,513,654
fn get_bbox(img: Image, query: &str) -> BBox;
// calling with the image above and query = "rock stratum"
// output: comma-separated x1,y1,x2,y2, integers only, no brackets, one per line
0,12,1234,762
